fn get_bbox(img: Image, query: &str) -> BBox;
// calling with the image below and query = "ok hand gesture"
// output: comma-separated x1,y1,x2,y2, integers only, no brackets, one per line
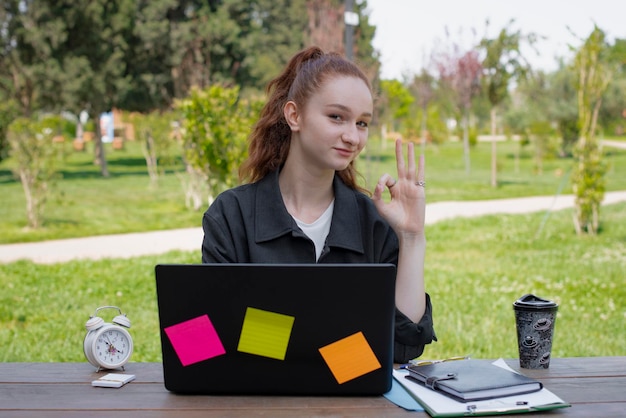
372,139,426,238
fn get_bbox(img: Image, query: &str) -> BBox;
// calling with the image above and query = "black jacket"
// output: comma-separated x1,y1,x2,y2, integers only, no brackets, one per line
202,169,436,362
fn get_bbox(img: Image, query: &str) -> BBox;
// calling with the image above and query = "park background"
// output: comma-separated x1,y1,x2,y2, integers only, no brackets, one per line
1,1,625,362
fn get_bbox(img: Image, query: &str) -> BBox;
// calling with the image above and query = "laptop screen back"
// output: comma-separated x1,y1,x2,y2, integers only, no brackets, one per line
155,263,396,395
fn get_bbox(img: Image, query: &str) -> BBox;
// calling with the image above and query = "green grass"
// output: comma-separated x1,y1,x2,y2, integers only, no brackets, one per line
360,137,626,201
1,136,625,244
1,135,625,362
0,251,197,362
1,203,624,362
423,201,626,360
1,140,201,243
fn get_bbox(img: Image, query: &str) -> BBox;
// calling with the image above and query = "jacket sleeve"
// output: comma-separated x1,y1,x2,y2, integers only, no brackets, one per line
393,293,437,363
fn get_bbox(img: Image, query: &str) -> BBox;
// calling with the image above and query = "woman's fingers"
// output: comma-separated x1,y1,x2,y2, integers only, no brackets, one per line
407,141,416,182
395,138,422,184
395,139,405,178
417,153,425,184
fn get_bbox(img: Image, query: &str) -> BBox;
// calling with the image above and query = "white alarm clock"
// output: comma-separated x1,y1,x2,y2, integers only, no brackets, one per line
83,306,134,371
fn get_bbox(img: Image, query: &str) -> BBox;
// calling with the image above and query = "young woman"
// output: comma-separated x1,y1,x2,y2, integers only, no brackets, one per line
202,46,435,362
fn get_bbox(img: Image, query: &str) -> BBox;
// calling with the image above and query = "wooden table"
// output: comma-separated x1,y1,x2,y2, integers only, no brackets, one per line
1,357,624,417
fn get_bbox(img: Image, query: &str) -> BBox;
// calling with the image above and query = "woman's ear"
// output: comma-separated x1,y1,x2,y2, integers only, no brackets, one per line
283,100,300,132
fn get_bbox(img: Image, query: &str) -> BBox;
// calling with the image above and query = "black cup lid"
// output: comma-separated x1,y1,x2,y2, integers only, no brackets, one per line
513,293,558,310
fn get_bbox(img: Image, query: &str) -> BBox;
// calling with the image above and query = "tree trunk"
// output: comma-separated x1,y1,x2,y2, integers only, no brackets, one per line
94,116,110,177
381,124,387,150
490,107,497,187
19,171,39,228
463,110,471,174
420,105,428,154
142,133,159,187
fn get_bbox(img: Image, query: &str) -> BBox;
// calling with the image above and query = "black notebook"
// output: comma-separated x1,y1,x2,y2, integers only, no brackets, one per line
406,359,543,402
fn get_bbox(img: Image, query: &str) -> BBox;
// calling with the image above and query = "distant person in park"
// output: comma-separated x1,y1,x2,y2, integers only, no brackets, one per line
201,46,435,362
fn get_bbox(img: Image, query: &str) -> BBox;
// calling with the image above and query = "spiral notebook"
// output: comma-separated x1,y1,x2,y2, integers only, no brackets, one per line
155,263,396,395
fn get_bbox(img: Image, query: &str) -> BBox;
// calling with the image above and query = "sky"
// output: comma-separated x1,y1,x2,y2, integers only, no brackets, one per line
365,0,625,80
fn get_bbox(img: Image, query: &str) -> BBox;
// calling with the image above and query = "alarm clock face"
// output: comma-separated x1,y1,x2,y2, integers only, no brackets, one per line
93,327,133,369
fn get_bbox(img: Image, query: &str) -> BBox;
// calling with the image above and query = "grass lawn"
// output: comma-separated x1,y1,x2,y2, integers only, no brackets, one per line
361,137,626,202
0,135,625,362
1,201,624,362
1,140,201,243
1,136,625,244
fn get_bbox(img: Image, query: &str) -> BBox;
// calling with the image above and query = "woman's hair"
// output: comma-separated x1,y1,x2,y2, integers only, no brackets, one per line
239,46,372,191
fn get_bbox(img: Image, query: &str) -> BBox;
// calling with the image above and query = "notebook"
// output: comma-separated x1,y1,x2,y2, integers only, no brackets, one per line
406,359,543,402
154,263,396,395
394,359,570,417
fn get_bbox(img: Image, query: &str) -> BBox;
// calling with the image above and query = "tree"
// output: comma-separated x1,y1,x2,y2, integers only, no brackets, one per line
350,0,379,73
245,0,309,88
1,0,378,179
307,0,345,57
505,71,558,174
597,38,626,135
377,79,414,134
129,110,179,188
479,20,537,187
7,116,65,228
410,69,437,152
433,34,482,173
547,63,580,156
571,26,612,235
0,0,141,177
0,2,33,117
0,100,19,163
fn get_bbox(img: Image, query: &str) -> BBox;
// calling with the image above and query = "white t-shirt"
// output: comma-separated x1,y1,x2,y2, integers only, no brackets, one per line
293,200,334,261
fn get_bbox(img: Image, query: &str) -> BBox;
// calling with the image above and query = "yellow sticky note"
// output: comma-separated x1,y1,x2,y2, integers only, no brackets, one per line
318,331,381,384
237,307,295,360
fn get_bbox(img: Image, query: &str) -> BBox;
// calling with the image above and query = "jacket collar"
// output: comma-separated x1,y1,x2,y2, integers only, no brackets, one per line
254,169,364,254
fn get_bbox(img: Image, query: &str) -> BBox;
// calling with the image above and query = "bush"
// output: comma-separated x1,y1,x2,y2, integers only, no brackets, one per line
175,85,263,209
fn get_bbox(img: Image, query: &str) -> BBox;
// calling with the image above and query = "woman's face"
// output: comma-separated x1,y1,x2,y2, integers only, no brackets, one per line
285,75,373,173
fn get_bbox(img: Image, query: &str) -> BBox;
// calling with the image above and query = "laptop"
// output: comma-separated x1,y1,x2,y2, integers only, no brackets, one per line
155,263,396,395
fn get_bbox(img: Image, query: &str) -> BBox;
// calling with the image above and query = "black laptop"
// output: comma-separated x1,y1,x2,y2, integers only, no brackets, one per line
155,263,396,395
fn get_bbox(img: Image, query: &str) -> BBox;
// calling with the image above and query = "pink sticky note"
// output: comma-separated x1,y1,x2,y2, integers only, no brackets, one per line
164,315,225,366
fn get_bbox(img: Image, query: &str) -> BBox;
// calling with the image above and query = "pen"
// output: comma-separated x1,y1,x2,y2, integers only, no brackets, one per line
408,355,470,366
466,402,530,414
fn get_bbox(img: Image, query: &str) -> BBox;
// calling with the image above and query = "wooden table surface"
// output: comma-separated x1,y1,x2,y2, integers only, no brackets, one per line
1,357,624,417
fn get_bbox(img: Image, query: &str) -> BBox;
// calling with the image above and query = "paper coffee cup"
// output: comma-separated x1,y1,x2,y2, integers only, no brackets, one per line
513,294,558,369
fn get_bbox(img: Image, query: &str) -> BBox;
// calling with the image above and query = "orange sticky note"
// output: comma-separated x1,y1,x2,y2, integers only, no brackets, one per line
318,331,381,384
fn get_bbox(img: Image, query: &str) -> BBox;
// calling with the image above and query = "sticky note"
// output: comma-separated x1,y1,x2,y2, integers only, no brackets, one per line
164,315,225,366
318,331,381,384
237,307,295,360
